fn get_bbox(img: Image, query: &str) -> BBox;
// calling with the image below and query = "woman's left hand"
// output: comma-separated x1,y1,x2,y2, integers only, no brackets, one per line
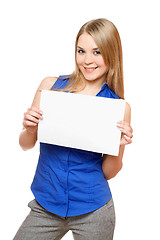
117,121,133,145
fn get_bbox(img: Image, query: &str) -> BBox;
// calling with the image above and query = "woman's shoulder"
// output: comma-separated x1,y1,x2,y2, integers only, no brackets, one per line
38,76,58,91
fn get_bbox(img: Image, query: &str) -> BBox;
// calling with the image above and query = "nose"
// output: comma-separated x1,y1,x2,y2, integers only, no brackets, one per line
84,53,93,65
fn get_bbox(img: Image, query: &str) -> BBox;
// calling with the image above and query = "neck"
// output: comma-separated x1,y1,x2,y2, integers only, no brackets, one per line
83,76,106,91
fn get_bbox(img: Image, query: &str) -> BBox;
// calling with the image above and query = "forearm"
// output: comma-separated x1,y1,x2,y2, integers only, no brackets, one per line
102,102,132,180
19,128,37,151
19,77,57,151
102,161,123,180
102,145,125,180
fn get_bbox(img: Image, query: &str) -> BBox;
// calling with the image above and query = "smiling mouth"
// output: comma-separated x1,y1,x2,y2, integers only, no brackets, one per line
84,67,98,72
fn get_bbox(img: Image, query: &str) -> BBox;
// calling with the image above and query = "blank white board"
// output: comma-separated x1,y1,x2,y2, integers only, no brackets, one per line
38,90,126,156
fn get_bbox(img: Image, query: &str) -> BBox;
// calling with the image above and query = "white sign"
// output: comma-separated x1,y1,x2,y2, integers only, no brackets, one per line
38,90,126,156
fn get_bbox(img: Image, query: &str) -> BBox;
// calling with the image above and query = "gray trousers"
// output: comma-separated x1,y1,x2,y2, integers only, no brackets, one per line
13,198,115,240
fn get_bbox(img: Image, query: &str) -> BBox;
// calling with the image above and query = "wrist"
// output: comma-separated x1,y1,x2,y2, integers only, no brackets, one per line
19,128,37,150
23,128,37,142
23,127,37,135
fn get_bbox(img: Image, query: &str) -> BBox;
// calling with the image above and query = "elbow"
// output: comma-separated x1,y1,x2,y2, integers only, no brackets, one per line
19,136,35,151
19,142,36,151
20,146,29,151
19,138,28,151
19,143,35,151
104,162,123,180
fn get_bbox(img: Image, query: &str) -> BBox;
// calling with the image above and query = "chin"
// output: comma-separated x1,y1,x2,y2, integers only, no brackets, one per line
82,73,101,82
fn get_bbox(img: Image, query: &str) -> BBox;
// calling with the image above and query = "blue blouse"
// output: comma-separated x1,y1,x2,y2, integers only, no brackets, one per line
31,75,120,217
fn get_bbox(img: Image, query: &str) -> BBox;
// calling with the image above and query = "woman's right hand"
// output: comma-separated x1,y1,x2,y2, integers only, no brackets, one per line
23,106,43,134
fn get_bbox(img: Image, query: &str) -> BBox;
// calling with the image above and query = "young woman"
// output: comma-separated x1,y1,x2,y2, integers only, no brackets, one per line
13,18,133,240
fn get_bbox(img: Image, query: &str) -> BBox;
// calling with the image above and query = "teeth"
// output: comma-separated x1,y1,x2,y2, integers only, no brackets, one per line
85,67,97,70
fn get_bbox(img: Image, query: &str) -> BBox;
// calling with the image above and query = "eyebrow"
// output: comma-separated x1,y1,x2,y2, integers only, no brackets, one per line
77,46,99,50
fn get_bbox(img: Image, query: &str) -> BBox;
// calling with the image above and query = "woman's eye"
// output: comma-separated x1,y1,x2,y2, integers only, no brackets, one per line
77,49,85,54
94,50,101,55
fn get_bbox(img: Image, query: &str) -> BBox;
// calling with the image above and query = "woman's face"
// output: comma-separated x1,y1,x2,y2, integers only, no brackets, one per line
76,33,108,83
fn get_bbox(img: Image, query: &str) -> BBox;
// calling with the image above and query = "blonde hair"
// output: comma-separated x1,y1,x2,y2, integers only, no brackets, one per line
55,18,124,99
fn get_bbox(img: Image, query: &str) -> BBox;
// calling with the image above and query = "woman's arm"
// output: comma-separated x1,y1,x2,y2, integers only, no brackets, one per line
102,102,133,180
19,77,57,151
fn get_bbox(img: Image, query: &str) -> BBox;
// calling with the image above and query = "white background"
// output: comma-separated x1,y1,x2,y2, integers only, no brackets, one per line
0,0,160,239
